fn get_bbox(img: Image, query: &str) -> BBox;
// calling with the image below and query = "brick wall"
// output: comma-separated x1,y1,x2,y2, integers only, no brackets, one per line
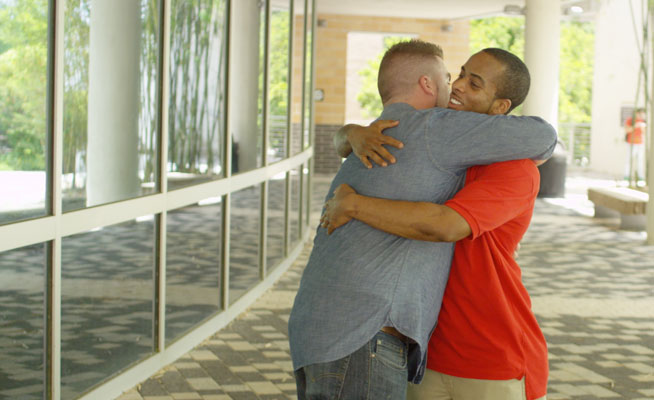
314,124,343,174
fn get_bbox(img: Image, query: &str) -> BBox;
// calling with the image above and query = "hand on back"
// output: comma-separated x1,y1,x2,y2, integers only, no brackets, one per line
348,120,403,168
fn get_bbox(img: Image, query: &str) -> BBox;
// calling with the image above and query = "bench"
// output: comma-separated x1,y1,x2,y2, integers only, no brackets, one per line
587,187,648,230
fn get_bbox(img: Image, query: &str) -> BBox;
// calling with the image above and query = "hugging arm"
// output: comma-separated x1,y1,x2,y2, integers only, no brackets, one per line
430,112,558,169
322,184,471,242
333,120,402,168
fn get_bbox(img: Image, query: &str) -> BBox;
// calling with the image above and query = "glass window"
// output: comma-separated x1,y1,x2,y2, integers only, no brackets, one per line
61,216,155,398
166,199,222,344
290,0,305,156
302,0,314,150
229,184,261,304
62,0,160,211
167,0,228,190
0,0,50,225
230,0,265,174
0,243,45,399
267,0,291,163
266,175,286,272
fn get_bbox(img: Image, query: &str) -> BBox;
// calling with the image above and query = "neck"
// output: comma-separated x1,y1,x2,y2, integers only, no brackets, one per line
383,95,432,111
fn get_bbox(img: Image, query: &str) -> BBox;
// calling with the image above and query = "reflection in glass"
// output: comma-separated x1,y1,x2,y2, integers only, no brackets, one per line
268,1,291,163
289,167,300,246
0,0,49,225
168,0,228,190
303,0,314,150
230,0,265,174
61,217,155,398
0,244,45,399
166,199,222,344
62,0,160,211
267,175,286,272
290,1,305,156
229,185,261,304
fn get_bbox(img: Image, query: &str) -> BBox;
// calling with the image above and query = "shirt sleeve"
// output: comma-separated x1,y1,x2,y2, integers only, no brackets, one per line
424,108,557,172
444,160,539,240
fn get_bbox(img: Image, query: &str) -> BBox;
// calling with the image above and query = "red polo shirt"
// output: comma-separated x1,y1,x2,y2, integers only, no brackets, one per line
625,116,645,144
427,159,548,400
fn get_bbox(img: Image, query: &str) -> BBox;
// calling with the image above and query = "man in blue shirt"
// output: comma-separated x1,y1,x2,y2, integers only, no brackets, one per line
288,40,556,399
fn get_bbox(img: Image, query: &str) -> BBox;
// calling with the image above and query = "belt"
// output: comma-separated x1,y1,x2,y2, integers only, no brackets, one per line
380,326,408,342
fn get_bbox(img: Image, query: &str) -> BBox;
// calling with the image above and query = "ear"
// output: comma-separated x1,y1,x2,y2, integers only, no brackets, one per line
490,98,512,115
418,75,435,96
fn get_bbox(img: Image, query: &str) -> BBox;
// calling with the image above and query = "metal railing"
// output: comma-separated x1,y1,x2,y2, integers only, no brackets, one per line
558,122,591,167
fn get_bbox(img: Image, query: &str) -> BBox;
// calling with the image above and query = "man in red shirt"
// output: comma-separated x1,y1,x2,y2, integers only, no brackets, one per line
324,48,548,400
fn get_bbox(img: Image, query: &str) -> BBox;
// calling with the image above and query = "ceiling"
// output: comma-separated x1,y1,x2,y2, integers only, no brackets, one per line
315,0,595,20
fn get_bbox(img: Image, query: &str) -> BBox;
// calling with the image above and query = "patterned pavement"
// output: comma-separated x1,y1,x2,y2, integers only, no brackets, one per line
117,173,654,400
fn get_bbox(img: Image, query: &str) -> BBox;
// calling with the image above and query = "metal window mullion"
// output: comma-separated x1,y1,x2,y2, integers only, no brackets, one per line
221,192,231,309
284,171,291,256
307,0,316,148
47,0,66,398
298,165,304,237
259,0,271,279
305,158,313,226
299,0,309,150
262,0,270,166
222,0,233,309
155,0,171,354
285,0,294,159
260,180,268,279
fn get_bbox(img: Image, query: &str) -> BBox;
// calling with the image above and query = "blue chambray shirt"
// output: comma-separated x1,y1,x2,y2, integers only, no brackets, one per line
288,103,556,383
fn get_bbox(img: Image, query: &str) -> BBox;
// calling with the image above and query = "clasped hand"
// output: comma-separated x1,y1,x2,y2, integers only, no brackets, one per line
320,184,357,235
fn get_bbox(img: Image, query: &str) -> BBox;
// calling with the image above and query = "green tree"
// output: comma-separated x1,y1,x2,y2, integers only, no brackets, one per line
62,0,90,183
469,16,594,123
168,0,227,174
269,9,290,117
0,0,49,170
470,16,524,58
357,36,412,118
559,21,594,123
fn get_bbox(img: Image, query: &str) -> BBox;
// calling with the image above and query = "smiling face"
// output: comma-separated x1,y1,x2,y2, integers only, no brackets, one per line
432,56,452,108
448,51,508,115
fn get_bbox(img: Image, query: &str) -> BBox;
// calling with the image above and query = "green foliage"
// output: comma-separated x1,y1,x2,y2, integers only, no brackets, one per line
469,16,594,123
62,0,90,176
269,10,290,117
168,0,228,173
559,21,594,123
357,36,412,118
0,0,48,171
470,16,524,58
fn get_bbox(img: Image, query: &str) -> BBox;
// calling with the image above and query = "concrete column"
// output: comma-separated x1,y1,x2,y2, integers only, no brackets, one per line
86,0,141,206
522,0,560,126
229,0,262,173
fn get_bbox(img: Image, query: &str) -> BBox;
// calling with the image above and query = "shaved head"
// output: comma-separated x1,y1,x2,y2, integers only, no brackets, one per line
378,40,445,104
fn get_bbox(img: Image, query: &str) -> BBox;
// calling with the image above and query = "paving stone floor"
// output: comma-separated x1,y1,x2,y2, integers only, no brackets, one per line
118,174,654,400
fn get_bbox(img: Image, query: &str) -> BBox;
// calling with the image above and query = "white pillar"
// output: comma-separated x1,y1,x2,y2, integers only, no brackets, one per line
229,0,262,173
86,0,141,206
522,0,560,126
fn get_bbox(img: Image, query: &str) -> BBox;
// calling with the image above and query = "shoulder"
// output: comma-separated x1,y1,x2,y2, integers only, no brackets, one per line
470,159,538,178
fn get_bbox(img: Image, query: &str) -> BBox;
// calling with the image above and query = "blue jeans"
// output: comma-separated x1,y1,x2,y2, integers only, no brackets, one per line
295,331,409,399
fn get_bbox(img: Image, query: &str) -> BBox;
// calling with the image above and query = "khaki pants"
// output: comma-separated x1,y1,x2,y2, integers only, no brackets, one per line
407,369,547,400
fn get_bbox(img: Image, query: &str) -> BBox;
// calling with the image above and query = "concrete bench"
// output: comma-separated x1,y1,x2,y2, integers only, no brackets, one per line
587,187,648,230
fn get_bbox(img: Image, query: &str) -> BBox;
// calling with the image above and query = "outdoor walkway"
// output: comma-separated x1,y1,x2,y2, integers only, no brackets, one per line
117,173,654,400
